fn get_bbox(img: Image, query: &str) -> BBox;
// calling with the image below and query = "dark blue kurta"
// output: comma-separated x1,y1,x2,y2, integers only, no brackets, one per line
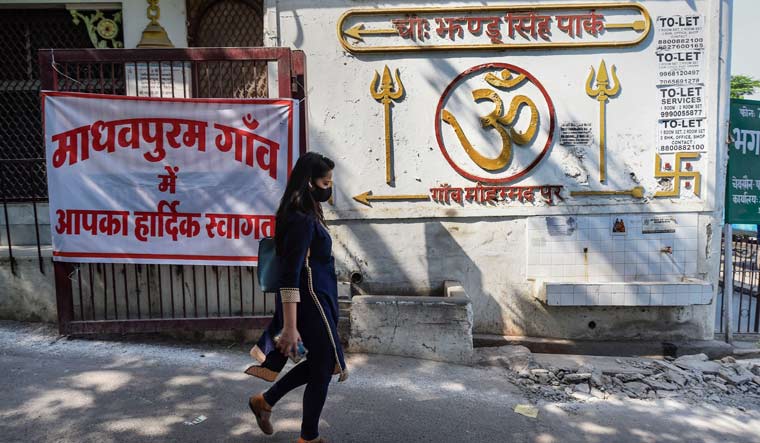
252,211,347,381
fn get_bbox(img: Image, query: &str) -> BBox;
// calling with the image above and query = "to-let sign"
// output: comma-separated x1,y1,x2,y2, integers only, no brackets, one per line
657,118,706,153
655,14,707,155
658,85,705,120
655,14,705,87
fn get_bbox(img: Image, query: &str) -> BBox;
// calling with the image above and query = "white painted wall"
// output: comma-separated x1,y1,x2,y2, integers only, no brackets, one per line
264,0,731,339
121,0,187,48
267,0,724,220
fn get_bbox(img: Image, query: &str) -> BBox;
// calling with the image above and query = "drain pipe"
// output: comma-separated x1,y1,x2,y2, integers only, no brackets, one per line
724,224,733,344
718,0,733,344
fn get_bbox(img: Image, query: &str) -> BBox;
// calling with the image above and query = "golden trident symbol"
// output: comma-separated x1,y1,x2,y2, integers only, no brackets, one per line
370,65,404,185
586,60,620,183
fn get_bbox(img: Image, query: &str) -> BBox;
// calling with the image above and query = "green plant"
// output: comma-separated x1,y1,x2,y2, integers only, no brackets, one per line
731,75,760,99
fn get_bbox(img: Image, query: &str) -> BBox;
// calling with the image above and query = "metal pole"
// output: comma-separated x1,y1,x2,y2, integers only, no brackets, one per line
724,223,733,344
1,170,15,275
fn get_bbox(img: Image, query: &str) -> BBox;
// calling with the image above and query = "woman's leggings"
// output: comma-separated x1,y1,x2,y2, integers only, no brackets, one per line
262,298,336,440
263,357,333,439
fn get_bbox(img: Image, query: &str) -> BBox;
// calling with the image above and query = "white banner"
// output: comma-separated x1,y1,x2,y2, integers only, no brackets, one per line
43,92,300,266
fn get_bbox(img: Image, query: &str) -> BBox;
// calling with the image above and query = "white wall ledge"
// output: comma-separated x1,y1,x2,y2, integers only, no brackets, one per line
536,281,714,306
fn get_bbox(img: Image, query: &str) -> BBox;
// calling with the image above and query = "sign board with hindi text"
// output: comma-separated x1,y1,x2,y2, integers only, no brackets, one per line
726,99,760,224
125,62,192,98
42,92,299,265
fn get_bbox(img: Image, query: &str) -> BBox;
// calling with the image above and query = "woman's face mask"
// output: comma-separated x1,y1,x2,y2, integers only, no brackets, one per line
310,184,332,202
310,171,333,203
309,171,332,203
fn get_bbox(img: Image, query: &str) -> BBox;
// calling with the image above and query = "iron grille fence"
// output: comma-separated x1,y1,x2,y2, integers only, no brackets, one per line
65,262,274,334
718,232,760,334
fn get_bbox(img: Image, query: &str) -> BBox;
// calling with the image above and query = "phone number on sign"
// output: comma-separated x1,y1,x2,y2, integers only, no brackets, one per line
659,70,700,77
659,145,705,152
659,78,702,86
660,109,703,118
657,39,704,51
658,38,703,44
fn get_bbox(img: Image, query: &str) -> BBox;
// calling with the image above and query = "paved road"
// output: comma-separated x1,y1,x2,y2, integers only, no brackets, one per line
0,321,758,443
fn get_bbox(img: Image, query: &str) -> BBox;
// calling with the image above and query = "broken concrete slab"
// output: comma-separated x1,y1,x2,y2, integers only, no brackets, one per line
623,381,650,397
674,359,722,375
474,345,533,373
669,341,734,360
643,378,678,391
529,368,552,384
615,373,645,383
709,381,729,393
532,354,655,376
674,353,709,363
590,371,604,388
718,367,754,385
469,343,760,409
665,370,688,387
653,359,691,376
563,373,591,383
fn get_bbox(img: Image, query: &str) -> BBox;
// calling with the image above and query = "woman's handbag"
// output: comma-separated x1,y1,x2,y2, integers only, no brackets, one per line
257,237,281,292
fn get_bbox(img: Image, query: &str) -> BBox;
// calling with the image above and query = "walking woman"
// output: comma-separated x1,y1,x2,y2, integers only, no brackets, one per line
246,152,348,443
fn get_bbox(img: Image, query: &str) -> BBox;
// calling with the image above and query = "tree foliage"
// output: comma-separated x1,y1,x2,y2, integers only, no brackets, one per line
731,75,760,99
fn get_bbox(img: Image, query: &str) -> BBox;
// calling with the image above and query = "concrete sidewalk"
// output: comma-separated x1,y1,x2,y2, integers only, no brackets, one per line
0,321,758,443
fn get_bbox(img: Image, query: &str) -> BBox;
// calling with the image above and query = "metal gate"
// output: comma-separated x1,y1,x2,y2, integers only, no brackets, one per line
718,231,760,335
39,47,308,334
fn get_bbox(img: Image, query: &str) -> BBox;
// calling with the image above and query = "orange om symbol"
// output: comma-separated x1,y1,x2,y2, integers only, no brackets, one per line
442,69,539,171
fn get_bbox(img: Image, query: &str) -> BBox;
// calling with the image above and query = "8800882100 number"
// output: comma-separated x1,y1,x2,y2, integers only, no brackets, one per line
659,144,705,152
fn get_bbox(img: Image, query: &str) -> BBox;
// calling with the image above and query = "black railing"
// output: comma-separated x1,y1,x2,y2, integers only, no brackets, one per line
718,232,760,334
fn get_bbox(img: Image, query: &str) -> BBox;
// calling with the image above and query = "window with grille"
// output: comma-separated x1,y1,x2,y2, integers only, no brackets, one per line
186,0,268,98
0,8,110,201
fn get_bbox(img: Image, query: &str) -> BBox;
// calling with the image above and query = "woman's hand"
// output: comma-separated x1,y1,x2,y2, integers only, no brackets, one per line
277,327,302,358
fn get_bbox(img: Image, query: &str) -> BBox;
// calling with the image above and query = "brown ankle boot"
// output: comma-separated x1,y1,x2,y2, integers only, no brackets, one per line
248,393,273,435
297,438,327,443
